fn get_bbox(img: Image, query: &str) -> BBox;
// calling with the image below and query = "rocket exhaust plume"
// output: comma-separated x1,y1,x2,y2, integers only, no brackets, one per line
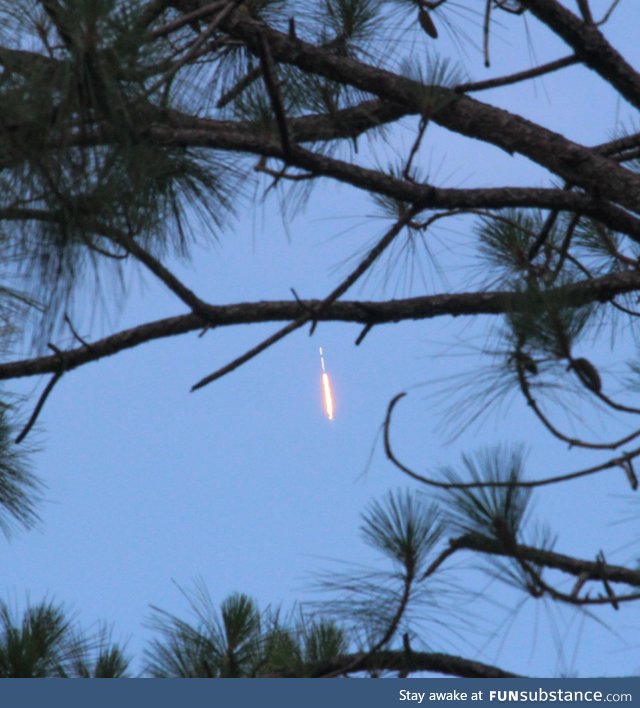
319,347,334,420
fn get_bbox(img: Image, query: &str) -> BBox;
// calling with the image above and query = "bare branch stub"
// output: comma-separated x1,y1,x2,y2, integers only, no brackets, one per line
14,343,68,445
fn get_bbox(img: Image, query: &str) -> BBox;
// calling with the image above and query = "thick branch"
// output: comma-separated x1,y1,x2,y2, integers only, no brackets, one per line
2,269,640,381
146,126,640,241
451,534,640,588
7,16,640,216
4,45,640,236
215,7,640,213
283,650,522,679
521,0,640,109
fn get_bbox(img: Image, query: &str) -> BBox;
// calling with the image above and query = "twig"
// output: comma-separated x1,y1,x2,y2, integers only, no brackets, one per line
81,237,129,260
384,392,640,488
422,539,464,579
320,563,415,678
456,55,579,93
483,0,492,68
550,211,579,278
217,65,262,108
15,343,66,444
620,459,638,490
513,354,640,450
576,0,593,24
15,372,62,444
528,204,563,261
255,159,315,194
355,323,373,346
596,0,621,26
147,0,242,96
597,551,619,609
64,314,96,352
571,572,589,598
256,164,315,182
403,117,429,182
256,32,291,154
115,232,213,324
151,1,226,38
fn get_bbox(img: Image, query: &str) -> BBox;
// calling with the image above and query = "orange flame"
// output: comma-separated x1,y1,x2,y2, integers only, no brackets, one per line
322,372,335,420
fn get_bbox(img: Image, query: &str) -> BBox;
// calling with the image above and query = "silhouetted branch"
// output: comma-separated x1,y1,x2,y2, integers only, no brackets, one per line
429,534,640,588
3,268,640,383
384,392,640,489
299,649,522,678
520,0,640,109
456,54,579,93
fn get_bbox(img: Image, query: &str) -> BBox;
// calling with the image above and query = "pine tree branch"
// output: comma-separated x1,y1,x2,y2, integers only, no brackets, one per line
2,40,635,162
384,392,640,489
3,45,640,235
437,534,640,588
2,269,640,383
456,53,579,93
447,534,640,610
14,368,63,444
255,31,292,154
283,650,522,678
213,6,640,213
144,126,640,241
114,232,219,325
520,0,640,109
7,11,640,217
513,351,640,451
146,0,242,96
150,1,228,39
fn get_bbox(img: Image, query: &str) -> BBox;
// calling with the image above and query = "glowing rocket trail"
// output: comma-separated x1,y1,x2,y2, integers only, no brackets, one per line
319,347,335,421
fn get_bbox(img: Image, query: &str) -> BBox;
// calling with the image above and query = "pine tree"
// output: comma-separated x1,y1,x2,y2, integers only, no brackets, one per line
1,0,640,677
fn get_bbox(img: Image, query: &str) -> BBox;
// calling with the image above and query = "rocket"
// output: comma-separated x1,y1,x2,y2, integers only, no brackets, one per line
319,347,334,420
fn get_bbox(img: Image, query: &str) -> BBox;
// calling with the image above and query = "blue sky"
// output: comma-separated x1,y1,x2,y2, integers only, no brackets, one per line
2,1,640,677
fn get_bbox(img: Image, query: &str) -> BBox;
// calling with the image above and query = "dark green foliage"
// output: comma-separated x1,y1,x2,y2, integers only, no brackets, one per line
308,491,460,656
506,281,592,360
477,209,547,281
0,0,237,335
146,589,266,677
259,624,303,675
0,600,82,677
573,216,635,273
0,0,636,680
361,489,442,572
0,406,40,535
438,446,532,545
303,619,347,663
218,593,261,677
0,599,128,677
318,0,382,52
88,644,131,678
145,586,346,677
